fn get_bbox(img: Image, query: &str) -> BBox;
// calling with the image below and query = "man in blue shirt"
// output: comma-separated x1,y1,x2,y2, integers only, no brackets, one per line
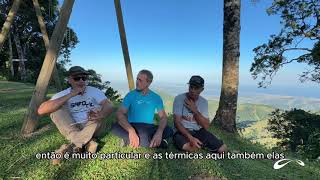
111,69,173,148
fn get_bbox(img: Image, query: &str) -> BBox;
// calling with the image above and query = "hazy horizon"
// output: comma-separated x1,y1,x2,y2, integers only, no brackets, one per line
108,80,320,99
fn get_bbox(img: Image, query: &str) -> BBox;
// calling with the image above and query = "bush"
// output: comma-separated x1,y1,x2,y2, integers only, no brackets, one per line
267,108,320,159
86,69,123,103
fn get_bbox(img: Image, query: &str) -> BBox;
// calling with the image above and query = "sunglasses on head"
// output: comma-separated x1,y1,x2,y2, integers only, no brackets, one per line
73,76,87,81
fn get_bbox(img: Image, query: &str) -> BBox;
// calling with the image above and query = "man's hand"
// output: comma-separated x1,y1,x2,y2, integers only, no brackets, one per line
149,131,163,148
184,98,198,113
70,86,86,97
128,130,140,148
188,136,202,148
88,109,103,122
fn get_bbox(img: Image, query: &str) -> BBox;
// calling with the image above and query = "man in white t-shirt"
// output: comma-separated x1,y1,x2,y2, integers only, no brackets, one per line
173,76,227,153
38,66,113,162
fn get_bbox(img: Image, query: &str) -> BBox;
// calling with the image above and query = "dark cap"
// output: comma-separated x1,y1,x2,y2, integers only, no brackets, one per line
68,66,90,76
188,75,204,88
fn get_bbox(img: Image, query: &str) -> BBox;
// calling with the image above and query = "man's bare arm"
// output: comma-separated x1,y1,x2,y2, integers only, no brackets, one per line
156,109,167,133
88,99,113,121
116,107,134,132
99,99,113,117
193,111,210,129
38,87,85,116
184,98,210,129
149,110,168,147
116,107,139,148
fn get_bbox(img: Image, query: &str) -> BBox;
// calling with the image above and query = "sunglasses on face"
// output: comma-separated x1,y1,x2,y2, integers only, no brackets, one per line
73,76,87,81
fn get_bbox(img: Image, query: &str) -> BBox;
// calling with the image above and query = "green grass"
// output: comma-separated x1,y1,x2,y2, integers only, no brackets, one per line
1,81,319,179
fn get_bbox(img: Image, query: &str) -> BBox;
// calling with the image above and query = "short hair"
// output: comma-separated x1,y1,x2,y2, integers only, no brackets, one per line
139,69,153,82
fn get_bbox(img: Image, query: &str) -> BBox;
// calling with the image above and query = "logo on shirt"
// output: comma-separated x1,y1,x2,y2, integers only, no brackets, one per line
182,105,195,122
136,100,151,105
69,97,96,113
70,101,94,108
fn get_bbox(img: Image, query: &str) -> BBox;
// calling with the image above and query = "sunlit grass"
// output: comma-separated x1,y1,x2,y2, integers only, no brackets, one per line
1,81,319,179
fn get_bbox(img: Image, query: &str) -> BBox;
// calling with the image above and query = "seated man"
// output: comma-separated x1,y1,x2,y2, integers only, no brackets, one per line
173,75,227,153
111,69,173,148
38,66,113,159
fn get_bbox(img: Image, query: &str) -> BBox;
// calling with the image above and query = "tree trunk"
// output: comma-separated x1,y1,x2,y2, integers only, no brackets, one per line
12,29,27,81
0,0,21,50
32,0,62,91
21,0,75,135
8,33,14,77
114,0,135,90
213,0,241,133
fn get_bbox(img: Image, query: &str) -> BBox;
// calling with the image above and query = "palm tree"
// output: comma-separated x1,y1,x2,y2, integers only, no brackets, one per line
214,0,241,133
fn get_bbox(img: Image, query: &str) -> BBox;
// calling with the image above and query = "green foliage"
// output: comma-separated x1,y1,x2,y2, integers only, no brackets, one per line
105,86,122,103
86,69,123,103
251,0,320,87
267,108,320,158
0,0,79,84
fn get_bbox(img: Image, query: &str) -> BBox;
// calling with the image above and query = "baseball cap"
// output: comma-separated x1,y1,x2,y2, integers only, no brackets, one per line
188,75,204,88
68,66,90,76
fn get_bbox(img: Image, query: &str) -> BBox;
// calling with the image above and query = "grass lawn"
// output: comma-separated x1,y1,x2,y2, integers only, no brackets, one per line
0,81,319,179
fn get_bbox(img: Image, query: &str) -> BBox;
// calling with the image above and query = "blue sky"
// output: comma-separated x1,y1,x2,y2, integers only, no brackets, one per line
58,0,318,94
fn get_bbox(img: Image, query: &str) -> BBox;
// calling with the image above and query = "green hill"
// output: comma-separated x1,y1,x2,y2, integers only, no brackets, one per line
240,119,279,149
157,90,274,127
1,81,319,179
238,94,320,111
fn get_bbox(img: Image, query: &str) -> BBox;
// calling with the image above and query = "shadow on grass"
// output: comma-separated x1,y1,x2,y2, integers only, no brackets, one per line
2,129,60,177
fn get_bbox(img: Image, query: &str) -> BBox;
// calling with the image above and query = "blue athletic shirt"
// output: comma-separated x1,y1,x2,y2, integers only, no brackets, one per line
122,89,164,124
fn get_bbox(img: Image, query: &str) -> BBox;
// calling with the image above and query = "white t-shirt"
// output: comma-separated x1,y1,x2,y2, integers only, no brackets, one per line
173,93,209,131
51,86,108,123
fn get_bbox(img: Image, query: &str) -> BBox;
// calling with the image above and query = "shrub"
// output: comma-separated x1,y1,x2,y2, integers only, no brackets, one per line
267,108,320,159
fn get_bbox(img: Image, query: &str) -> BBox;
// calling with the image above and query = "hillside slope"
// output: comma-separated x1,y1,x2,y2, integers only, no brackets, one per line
1,81,319,179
